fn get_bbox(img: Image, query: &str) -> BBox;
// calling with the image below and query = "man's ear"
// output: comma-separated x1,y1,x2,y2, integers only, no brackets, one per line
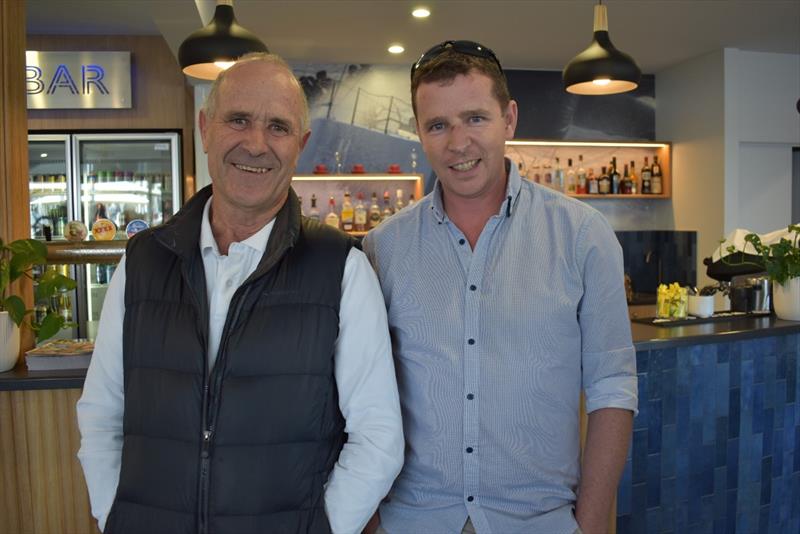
504,100,518,140
300,130,311,151
199,110,210,153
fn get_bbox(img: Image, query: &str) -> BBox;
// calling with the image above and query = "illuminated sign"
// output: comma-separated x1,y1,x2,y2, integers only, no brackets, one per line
26,51,132,109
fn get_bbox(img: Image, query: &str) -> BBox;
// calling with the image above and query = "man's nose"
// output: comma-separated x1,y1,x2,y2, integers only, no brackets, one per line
241,126,270,156
447,125,471,153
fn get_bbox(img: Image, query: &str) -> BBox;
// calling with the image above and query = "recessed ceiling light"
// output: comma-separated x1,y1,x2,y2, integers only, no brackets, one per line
40,153,48,158
412,7,430,18
388,44,405,54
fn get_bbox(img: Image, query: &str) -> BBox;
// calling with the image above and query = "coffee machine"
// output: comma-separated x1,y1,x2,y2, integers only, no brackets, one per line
703,252,772,314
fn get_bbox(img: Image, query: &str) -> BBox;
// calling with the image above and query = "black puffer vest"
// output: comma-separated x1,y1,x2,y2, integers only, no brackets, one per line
105,186,354,534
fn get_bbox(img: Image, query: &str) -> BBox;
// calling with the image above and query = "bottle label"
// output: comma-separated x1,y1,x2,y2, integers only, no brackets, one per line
125,219,149,238
92,218,116,241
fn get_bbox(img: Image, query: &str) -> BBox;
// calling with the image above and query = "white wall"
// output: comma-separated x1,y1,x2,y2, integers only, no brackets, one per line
724,49,800,233
656,49,726,288
736,142,793,233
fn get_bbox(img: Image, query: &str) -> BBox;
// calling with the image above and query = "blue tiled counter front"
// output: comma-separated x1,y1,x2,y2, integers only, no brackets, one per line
618,332,800,533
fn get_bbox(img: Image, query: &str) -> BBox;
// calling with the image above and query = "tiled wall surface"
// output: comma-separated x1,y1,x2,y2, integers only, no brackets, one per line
616,231,698,295
618,335,800,533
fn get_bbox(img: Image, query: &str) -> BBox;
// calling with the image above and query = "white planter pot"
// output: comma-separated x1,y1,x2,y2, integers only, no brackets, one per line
773,277,800,321
0,311,21,372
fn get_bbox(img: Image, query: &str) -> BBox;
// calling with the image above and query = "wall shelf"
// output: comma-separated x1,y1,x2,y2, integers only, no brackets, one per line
505,140,672,199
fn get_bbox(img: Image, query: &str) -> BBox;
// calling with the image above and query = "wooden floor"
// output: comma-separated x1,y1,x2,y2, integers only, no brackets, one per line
0,388,99,534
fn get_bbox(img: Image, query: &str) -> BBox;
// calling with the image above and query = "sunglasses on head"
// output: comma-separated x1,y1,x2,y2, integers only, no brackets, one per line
410,40,504,81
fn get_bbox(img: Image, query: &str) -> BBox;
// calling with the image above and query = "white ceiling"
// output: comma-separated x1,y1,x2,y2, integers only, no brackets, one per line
25,0,800,73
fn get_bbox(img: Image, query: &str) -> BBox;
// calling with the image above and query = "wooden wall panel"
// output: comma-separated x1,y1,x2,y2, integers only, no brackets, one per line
0,0,35,362
26,35,195,198
0,389,98,534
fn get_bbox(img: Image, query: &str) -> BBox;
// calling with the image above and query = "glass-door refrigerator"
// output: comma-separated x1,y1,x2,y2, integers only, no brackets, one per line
73,133,182,339
28,134,78,340
28,134,73,240
27,132,182,340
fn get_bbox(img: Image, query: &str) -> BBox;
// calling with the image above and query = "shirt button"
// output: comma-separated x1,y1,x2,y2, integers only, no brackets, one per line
469,284,477,291
467,496,474,502
458,238,465,245
466,447,473,453
468,338,475,345
225,279,233,287
467,393,474,400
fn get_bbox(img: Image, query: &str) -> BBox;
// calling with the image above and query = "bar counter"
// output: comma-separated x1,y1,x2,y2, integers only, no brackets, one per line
2,313,799,390
2,313,798,534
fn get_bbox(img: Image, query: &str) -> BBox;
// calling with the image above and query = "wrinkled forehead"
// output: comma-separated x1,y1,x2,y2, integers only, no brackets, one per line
217,63,304,117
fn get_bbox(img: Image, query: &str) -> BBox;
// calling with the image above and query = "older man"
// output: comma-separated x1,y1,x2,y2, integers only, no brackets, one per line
77,53,403,534
364,41,637,534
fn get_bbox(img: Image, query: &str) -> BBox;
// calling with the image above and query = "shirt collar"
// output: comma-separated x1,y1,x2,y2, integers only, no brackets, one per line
199,196,274,257
430,158,522,223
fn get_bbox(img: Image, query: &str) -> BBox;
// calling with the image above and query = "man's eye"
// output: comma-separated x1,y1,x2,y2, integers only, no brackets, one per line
269,123,290,136
468,116,486,124
427,123,444,132
228,118,248,129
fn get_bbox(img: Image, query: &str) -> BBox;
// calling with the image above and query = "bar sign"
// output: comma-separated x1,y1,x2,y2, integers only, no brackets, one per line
26,51,132,109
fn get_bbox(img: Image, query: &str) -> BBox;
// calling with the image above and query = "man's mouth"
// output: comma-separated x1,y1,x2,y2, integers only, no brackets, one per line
450,159,480,172
233,163,271,174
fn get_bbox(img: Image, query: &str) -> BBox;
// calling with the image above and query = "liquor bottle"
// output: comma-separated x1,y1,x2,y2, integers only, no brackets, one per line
651,155,663,195
598,166,611,194
341,190,354,232
381,191,393,221
621,164,632,194
543,159,553,187
324,196,340,229
408,194,416,206
641,156,652,194
368,192,382,228
308,194,320,221
531,161,541,183
334,151,343,174
565,158,577,194
354,192,367,232
576,155,587,194
587,168,599,194
298,195,304,217
629,161,638,194
553,157,564,191
610,157,620,194
395,189,405,212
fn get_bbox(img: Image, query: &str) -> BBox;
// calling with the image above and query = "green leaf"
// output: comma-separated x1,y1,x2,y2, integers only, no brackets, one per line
6,239,46,282
2,295,26,326
36,270,76,300
36,313,64,343
0,261,9,298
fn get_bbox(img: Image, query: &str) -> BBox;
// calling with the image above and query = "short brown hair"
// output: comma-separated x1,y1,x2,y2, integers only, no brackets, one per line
411,49,511,116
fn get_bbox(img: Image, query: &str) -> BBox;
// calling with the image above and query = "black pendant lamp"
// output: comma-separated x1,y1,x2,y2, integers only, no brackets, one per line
563,0,641,95
178,0,268,80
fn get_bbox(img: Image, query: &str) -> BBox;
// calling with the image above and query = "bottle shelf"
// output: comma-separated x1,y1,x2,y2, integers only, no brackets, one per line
505,140,671,199
569,193,670,199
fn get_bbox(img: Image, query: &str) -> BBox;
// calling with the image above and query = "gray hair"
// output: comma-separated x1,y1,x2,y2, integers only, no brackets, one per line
201,52,310,133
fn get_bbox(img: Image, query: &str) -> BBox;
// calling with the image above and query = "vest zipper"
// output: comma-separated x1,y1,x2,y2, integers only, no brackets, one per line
198,428,212,534
199,285,251,533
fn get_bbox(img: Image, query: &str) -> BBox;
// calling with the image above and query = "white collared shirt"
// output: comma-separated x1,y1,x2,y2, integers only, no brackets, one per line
77,197,404,534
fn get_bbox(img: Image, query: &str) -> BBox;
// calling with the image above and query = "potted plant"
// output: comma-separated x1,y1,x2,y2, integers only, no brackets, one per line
723,224,800,320
0,237,77,371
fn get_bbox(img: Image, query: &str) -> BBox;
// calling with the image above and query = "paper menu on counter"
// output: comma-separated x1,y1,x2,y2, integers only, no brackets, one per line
25,339,93,370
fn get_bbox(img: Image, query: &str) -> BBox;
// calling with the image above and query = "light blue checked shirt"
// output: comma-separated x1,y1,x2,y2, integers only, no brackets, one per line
363,161,638,534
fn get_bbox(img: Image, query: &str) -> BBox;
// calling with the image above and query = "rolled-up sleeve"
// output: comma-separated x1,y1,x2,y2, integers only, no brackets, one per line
577,212,638,415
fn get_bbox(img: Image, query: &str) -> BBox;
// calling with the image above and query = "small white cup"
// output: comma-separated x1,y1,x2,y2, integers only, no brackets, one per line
688,295,714,318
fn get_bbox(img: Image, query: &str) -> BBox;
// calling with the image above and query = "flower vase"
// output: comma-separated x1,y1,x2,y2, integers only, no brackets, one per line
773,277,800,321
0,311,20,372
